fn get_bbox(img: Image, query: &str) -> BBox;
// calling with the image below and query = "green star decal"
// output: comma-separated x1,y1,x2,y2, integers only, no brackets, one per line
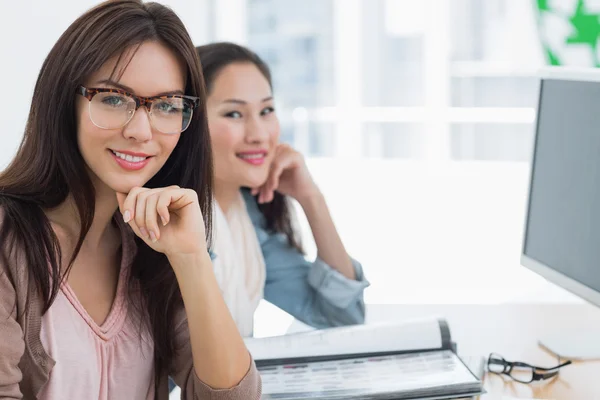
567,0,600,49
537,0,550,12
535,0,600,67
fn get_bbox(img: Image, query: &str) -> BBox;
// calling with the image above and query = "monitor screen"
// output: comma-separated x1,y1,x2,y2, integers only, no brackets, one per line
523,77,600,303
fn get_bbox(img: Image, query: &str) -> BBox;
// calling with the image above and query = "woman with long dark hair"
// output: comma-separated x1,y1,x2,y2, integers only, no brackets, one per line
196,42,369,337
0,2,259,399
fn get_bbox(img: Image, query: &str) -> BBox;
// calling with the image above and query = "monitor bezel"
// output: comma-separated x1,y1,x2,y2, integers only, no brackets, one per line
521,66,600,307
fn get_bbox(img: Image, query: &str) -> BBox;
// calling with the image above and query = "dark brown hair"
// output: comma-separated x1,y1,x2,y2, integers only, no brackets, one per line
0,0,212,387
196,42,302,251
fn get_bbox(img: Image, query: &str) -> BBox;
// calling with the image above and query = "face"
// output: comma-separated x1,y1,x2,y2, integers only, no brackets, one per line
206,62,280,190
76,40,186,195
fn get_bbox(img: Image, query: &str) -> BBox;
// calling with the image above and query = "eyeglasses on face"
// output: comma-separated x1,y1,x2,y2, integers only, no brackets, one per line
76,86,200,135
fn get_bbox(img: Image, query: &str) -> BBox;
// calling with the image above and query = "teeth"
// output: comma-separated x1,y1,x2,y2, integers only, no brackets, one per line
112,151,147,163
238,153,264,159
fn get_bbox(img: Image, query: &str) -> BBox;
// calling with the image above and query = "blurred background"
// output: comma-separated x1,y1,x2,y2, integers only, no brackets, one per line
1,1,596,323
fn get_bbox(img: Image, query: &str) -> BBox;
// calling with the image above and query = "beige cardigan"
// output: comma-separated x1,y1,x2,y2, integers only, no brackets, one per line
0,210,261,399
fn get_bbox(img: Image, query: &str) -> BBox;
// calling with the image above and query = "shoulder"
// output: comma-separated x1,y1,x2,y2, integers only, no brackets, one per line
0,205,31,316
0,202,44,295
0,205,20,273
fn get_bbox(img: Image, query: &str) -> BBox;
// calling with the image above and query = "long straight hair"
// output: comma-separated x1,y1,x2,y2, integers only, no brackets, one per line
0,0,212,384
196,42,302,251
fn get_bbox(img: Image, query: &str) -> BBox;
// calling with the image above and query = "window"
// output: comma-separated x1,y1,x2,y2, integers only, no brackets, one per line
210,0,545,161
208,0,576,306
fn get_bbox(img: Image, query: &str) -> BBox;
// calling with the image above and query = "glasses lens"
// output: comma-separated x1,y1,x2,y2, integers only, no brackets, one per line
487,357,506,374
90,92,135,129
150,97,194,134
509,367,534,383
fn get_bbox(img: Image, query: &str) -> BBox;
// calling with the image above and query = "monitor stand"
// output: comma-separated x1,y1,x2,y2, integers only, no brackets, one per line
538,331,600,360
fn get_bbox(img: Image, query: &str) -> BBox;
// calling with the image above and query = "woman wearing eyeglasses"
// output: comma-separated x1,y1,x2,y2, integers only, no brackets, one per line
0,2,259,399
195,42,370,337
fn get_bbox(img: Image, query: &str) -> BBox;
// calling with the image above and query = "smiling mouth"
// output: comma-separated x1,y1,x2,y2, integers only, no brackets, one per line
110,150,150,163
236,153,266,160
109,149,154,171
236,152,267,165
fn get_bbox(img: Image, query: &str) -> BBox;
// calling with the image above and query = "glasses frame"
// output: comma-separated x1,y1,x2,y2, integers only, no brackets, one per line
76,85,200,134
487,353,572,384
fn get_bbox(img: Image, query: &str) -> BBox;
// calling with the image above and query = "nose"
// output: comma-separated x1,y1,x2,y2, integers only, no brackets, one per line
244,115,270,144
122,107,153,142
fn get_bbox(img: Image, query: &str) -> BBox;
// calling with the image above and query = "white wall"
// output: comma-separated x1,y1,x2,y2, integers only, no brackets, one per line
0,0,211,168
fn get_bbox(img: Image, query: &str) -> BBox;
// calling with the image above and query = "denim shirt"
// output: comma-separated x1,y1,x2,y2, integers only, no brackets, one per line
240,190,369,328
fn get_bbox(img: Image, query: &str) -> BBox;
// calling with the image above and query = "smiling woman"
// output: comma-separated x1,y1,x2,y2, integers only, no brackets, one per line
196,42,370,338
76,41,188,193
0,2,260,400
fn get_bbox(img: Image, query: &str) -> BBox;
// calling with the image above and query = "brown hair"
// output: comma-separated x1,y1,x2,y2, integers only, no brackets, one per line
0,0,212,387
196,42,302,251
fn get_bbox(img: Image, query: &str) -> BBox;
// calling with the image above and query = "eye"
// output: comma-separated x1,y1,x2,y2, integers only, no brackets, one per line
100,95,128,107
154,100,183,114
224,111,242,119
261,106,275,116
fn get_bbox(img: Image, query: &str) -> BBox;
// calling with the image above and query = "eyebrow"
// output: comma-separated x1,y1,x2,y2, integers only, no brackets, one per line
222,96,274,105
96,79,185,96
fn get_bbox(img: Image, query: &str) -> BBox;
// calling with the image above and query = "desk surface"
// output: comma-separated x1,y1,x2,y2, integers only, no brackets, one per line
366,303,600,399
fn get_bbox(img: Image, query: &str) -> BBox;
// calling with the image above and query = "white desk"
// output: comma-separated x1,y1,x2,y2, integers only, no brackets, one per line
252,301,600,399
365,303,600,399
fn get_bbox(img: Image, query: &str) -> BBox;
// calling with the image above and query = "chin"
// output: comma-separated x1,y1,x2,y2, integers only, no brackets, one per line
110,183,142,194
100,174,152,195
242,174,269,190
87,162,157,195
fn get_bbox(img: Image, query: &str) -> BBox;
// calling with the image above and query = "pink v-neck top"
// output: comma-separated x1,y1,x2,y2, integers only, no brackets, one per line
38,251,154,400
0,209,261,399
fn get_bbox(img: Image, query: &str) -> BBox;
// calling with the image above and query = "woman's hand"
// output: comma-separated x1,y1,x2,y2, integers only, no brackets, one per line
116,185,207,257
252,143,320,204
117,190,253,390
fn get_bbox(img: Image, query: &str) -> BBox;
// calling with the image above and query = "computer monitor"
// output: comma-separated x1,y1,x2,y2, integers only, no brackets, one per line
522,66,600,359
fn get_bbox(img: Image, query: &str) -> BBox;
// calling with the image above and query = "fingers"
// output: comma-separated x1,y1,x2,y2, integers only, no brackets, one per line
156,187,195,212
145,192,160,242
156,193,171,227
258,146,299,203
260,161,284,203
118,185,183,243
260,146,285,203
252,144,291,201
118,187,147,223
134,190,150,240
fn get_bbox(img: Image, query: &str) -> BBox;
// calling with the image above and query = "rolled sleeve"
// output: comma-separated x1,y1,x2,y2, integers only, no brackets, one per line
170,309,262,400
243,189,369,328
183,358,261,400
307,257,370,309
